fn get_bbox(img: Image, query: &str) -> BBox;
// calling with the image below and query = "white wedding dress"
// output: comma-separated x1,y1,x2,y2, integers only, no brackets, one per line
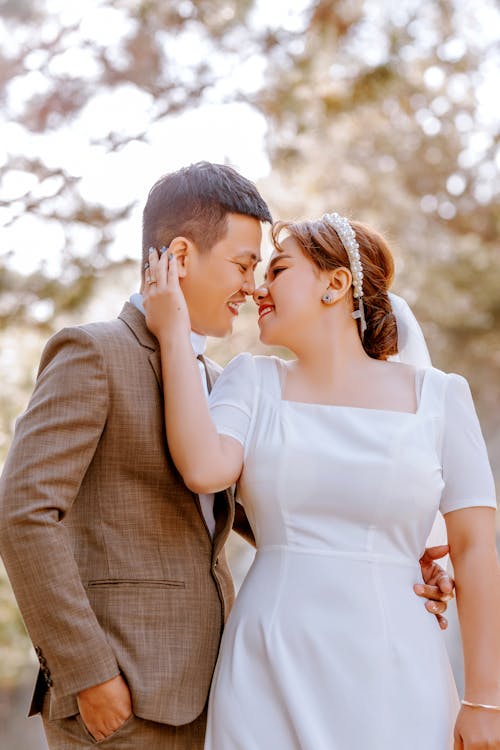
204,354,496,750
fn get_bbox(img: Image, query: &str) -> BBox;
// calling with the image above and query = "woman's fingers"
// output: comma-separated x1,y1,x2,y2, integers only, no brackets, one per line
166,251,180,289
145,247,160,288
144,246,182,298
156,247,169,290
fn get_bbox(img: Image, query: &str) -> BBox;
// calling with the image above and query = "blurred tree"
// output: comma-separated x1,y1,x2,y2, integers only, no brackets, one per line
257,0,500,436
0,0,279,327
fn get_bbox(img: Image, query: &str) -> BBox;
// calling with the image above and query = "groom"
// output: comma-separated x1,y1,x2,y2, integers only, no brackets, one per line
0,162,452,749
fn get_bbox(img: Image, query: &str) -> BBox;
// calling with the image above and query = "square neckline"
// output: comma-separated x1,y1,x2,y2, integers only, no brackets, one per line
273,357,429,416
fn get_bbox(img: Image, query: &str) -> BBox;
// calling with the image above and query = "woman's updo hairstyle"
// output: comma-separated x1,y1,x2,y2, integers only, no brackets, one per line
271,217,398,360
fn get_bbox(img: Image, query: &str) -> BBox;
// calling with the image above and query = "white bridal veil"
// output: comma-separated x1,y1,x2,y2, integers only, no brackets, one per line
388,293,448,555
388,293,432,369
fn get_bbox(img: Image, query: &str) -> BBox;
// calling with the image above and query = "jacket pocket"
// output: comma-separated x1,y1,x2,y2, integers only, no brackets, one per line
86,579,185,589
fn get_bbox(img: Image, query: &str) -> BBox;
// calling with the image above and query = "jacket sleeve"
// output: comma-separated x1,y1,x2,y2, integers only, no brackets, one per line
232,501,256,547
0,326,120,700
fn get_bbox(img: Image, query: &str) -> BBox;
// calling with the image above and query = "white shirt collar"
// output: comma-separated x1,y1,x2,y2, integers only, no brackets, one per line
129,293,207,356
190,331,207,357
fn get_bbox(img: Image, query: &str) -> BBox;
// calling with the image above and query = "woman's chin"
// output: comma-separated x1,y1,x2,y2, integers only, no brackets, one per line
258,330,278,346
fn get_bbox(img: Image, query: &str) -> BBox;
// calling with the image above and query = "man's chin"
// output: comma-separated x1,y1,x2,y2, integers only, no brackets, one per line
202,321,234,339
216,324,234,338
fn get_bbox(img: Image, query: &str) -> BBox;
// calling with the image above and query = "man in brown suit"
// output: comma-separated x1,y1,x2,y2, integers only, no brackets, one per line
0,162,453,748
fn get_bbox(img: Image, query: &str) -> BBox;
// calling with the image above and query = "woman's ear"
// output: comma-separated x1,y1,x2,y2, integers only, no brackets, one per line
325,267,352,301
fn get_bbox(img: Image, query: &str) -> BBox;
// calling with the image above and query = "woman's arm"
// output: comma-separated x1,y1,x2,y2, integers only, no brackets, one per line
445,507,500,749
143,249,244,493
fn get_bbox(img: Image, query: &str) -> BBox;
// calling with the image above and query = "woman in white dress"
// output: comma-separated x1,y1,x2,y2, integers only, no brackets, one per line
144,214,500,749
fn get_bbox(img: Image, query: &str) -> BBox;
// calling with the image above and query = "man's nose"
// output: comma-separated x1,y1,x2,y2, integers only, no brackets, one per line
241,273,256,296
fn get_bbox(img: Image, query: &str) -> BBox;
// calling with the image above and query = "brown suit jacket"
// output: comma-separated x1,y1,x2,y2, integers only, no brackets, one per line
0,303,240,726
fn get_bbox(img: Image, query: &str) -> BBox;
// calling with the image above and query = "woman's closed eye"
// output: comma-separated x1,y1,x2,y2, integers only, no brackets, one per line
269,266,286,279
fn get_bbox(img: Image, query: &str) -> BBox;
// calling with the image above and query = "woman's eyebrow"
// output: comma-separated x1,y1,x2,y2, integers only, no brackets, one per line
264,254,292,281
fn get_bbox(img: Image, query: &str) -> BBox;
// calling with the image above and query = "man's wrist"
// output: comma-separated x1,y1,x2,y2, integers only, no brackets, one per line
77,673,122,700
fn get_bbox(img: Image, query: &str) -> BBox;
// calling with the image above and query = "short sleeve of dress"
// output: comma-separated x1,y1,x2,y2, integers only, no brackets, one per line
208,352,256,446
440,373,497,514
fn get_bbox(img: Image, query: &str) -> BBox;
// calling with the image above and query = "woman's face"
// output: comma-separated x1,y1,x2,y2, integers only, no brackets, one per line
254,235,329,348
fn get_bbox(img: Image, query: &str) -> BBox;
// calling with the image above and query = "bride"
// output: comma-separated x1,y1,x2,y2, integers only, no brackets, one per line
144,213,499,749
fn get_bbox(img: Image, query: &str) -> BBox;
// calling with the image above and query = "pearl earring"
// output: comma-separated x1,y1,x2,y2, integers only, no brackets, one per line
321,289,335,305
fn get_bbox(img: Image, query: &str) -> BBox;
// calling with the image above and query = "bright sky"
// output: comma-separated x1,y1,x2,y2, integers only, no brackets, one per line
0,0,313,278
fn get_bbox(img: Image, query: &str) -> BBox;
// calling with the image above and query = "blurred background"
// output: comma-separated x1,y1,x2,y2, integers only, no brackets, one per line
0,0,499,747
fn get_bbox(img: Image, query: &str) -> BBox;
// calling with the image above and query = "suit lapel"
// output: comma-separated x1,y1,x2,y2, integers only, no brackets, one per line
148,349,163,390
119,304,234,549
118,302,163,390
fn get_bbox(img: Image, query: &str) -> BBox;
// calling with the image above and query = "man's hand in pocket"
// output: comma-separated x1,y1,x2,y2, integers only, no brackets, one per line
77,674,132,741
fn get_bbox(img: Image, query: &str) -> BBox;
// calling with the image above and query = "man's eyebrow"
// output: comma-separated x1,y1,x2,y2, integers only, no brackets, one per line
233,251,261,263
264,254,292,280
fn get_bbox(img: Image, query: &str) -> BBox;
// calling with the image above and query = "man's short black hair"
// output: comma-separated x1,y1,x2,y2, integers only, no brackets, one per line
142,161,272,271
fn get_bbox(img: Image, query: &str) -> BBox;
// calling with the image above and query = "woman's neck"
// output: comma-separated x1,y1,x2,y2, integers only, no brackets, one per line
290,321,371,391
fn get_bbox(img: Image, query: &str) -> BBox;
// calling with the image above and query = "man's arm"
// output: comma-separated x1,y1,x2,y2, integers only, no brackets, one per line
232,501,256,547
0,327,120,701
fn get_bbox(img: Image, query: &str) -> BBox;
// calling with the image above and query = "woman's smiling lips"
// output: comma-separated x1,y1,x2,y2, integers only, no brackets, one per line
258,304,275,321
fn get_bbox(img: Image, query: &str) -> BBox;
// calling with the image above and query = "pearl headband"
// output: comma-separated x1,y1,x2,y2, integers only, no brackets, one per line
322,212,367,337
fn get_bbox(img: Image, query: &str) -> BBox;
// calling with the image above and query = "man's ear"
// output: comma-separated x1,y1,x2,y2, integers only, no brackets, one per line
168,236,194,279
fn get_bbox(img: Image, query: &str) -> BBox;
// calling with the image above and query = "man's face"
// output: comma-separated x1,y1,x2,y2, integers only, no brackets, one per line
181,213,262,337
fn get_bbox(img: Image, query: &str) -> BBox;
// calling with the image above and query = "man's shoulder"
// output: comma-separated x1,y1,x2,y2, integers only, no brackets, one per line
77,316,130,342
41,305,142,365
49,317,131,350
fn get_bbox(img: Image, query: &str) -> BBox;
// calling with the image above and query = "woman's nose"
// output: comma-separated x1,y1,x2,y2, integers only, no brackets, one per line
253,284,269,303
